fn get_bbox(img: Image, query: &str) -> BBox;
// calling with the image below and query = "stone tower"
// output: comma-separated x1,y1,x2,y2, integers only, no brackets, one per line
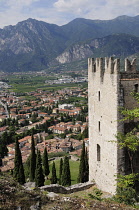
88,57,139,194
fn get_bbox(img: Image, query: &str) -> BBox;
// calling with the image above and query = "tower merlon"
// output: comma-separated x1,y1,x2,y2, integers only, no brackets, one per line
88,58,95,72
125,58,137,72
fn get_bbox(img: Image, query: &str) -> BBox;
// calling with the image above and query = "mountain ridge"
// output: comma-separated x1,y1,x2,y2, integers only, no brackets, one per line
0,15,139,72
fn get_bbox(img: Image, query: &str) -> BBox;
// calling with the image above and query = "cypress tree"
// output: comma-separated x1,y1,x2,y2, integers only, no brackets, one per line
35,149,44,187
43,147,50,177
30,134,36,181
84,148,89,182
0,141,8,158
59,158,63,185
82,126,88,138
61,156,71,186
18,164,26,184
51,161,57,184
24,154,31,179
13,138,25,184
44,122,48,133
0,156,2,166
78,141,86,183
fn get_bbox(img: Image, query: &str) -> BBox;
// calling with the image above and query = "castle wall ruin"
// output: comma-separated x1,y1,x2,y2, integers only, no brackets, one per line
88,57,139,194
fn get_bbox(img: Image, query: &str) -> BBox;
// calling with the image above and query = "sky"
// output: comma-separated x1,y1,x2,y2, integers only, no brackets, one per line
0,0,138,28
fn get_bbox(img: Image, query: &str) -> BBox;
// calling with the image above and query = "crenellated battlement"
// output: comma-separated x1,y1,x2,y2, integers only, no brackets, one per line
88,57,138,80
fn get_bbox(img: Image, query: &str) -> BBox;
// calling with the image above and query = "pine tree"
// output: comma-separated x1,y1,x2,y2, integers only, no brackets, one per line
43,147,50,177
61,156,71,186
51,161,57,184
59,158,63,185
29,134,36,181
13,138,25,184
78,141,86,183
35,149,44,187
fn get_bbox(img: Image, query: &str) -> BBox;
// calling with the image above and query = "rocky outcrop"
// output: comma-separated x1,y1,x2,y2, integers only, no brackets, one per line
56,44,93,63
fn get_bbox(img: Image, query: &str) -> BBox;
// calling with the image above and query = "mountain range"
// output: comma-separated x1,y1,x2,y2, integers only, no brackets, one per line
1,15,139,72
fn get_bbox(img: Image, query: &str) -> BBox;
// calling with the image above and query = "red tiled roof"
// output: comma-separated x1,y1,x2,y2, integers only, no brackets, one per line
0,126,8,132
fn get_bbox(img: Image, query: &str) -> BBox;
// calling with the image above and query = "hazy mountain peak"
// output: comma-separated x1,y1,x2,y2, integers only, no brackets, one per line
114,15,131,20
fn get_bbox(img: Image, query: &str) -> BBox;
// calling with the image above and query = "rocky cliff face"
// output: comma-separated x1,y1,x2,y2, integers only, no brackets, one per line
56,44,93,63
56,34,139,64
0,33,32,54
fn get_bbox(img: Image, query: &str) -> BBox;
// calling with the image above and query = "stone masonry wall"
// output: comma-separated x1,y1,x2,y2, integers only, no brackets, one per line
40,182,94,194
88,57,139,195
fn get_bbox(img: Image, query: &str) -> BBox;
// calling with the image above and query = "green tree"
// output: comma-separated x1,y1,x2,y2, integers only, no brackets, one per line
43,147,50,177
114,173,138,205
35,149,44,187
117,129,139,174
61,156,71,186
44,122,48,133
115,129,139,205
82,126,88,138
24,154,31,180
78,141,86,183
84,148,89,182
0,156,2,166
0,138,8,158
1,131,8,144
29,134,36,181
51,161,57,184
115,92,139,205
13,138,25,184
61,115,64,122
59,158,63,185
31,113,38,123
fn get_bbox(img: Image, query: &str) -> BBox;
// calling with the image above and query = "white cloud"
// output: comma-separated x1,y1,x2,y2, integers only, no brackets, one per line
54,0,90,13
54,0,139,20
0,0,74,28
0,0,139,28
0,0,42,28
5,0,39,8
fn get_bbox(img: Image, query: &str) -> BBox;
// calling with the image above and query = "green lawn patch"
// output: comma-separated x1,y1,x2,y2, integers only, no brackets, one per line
45,158,80,186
